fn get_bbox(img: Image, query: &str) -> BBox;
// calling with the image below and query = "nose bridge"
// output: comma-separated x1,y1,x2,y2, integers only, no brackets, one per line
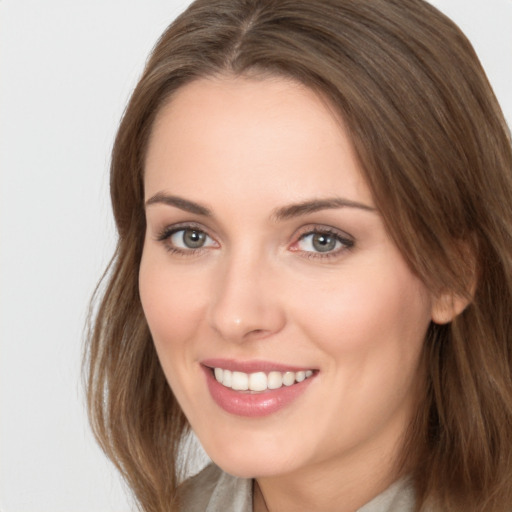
208,245,284,342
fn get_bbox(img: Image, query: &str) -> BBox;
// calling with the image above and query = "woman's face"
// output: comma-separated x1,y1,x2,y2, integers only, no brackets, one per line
139,76,435,480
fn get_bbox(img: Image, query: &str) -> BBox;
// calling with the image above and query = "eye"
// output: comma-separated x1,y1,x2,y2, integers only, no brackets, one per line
170,228,214,249
157,225,218,253
293,228,354,257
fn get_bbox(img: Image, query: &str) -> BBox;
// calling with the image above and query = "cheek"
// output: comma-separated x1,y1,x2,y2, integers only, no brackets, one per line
288,263,432,438
138,248,212,419
138,250,205,357
289,261,432,360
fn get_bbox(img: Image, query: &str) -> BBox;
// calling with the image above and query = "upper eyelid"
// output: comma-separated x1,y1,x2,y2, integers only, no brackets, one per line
294,224,354,241
155,222,211,239
298,231,351,243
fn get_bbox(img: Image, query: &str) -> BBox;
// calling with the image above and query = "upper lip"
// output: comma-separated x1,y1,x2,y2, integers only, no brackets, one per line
201,358,316,374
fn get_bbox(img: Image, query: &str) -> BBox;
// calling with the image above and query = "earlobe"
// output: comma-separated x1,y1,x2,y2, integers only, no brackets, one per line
431,237,477,325
431,292,472,325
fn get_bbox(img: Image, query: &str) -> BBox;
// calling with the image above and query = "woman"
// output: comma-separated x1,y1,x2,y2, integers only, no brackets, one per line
85,0,512,510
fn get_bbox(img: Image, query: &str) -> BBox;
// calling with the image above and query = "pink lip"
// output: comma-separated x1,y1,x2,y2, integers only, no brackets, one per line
201,359,317,418
201,358,313,373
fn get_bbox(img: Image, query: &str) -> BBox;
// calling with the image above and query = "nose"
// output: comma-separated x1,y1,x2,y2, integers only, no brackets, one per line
207,252,286,343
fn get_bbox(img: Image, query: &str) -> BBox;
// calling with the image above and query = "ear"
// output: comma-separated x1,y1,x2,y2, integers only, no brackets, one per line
431,237,478,325
431,291,472,325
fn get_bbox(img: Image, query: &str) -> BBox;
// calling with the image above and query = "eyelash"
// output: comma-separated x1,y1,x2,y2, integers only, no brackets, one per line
155,223,215,256
155,223,355,260
293,228,354,260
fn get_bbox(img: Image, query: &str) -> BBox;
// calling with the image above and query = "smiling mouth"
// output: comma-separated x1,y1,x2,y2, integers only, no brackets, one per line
211,367,315,392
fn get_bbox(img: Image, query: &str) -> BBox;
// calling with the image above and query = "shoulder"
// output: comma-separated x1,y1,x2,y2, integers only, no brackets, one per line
178,463,253,512
358,477,416,512
178,464,222,511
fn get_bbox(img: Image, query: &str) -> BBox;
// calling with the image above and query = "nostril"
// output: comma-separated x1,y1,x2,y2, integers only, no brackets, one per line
243,328,271,340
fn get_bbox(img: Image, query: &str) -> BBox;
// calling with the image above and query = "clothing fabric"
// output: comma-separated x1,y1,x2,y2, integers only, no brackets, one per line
179,463,416,511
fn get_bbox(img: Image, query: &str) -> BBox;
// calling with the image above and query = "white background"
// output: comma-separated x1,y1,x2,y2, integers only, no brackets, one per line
1,1,511,510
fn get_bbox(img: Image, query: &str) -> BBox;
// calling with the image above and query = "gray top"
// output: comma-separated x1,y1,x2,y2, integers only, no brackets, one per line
180,464,416,511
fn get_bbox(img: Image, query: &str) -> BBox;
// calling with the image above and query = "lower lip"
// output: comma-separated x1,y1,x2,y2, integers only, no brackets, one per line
202,366,315,417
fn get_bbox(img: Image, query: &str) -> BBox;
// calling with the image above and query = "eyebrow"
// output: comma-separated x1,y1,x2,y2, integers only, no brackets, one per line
271,197,376,221
145,192,212,216
145,192,376,219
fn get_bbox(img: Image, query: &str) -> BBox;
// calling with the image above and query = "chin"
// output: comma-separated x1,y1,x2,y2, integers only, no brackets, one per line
199,430,304,479
211,455,293,480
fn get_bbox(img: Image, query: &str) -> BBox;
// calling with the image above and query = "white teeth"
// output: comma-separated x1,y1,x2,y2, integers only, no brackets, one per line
249,372,267,391
282,371,295,386
232,371,249,391
267,371,283,390
223,369,232,387
295,371,306,382
214,367,315,391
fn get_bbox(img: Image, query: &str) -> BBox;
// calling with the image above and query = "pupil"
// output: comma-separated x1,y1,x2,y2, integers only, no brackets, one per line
312,233,336,252
183,230,205,248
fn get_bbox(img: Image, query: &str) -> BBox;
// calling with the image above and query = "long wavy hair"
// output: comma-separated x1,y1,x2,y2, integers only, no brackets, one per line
85,0,512,510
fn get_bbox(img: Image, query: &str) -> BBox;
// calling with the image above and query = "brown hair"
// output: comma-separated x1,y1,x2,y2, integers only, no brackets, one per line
85,0,512,510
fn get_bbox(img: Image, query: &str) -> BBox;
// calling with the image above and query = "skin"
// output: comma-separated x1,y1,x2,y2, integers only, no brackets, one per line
139,76,446,512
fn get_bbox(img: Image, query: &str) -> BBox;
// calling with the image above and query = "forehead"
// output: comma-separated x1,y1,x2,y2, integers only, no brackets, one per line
144,76,372,208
